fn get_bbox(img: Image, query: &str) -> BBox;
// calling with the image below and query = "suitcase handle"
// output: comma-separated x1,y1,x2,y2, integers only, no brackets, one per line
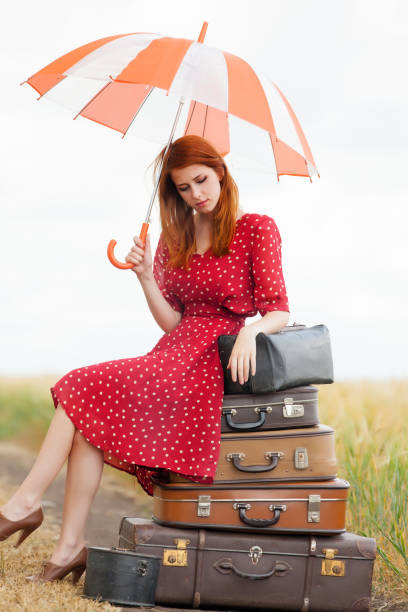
233,503,286,527
227,451,282,473
214,557,291,580
223,406,270,431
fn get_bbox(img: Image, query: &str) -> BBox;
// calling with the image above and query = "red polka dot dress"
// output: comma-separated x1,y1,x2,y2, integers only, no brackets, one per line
50,213,289,495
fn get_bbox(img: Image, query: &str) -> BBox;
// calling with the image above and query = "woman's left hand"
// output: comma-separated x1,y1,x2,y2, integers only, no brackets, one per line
226,327,257,385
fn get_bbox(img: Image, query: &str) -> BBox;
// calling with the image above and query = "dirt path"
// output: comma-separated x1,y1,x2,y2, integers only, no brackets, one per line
0,442,230,612
0,441,152,547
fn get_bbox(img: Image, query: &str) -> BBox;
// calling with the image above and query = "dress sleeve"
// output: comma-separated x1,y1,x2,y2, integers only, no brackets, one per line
153,233,184,313
251,216,290,316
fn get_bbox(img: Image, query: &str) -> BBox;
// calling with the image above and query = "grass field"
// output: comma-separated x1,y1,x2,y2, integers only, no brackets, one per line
0,376,407,610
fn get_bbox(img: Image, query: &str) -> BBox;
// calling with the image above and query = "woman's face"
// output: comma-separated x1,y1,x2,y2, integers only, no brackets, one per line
170,164,222,218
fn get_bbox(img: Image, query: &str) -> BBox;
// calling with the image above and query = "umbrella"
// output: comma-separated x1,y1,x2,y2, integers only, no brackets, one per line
22,21,319,269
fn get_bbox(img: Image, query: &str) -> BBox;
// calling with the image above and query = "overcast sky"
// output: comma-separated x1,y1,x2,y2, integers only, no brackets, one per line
1,0,407,380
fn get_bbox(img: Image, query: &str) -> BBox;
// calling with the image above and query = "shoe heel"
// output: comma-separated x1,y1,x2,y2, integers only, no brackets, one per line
71,566,86,585
14,524,37,548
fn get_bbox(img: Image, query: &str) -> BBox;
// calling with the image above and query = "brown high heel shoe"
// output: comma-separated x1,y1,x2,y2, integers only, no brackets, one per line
26,546,88,584
0,507,44,548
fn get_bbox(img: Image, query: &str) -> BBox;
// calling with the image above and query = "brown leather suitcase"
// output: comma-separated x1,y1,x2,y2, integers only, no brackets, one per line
168,424,337,484
221,385,319,432
152,478,349,534
118,517,376,611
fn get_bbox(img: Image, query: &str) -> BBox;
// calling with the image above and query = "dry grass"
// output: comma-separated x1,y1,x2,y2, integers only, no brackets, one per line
0,482,115,612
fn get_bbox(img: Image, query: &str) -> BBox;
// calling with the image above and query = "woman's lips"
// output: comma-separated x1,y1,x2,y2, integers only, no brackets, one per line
195,199,208,207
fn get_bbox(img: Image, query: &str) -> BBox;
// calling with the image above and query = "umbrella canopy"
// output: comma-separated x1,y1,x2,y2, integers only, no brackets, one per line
23,23,318,181
22,22,319,268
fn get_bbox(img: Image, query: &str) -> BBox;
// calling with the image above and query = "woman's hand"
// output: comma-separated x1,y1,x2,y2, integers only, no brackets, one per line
125,234,153,279
226,326,257,385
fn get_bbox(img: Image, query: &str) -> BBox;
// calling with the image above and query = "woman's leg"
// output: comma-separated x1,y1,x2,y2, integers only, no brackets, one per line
0,405,76,520
49,430,104,565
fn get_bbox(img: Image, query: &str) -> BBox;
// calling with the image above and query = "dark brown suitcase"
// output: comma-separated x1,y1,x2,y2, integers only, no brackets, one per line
152,478,349,534
168,424,337,484
118,518,376,611
221,386,319,433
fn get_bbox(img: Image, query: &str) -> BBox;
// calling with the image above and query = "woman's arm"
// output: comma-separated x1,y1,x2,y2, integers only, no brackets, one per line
126,234,182,334
245,310,289,336
138,273,182,334
227,310,290,385
229,215,291,384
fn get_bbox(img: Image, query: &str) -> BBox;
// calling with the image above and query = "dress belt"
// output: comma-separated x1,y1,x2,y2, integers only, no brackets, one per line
183,302,246,323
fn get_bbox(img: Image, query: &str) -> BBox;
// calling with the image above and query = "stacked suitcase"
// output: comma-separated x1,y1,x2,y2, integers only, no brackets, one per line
118,384,377,611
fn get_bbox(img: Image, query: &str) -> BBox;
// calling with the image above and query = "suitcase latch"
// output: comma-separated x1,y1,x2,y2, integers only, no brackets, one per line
163,538,190,567
197,495,211,517
283,397,304,418
307,495,321,522
248,545,263,565
295,447,309,469
321,548,345,576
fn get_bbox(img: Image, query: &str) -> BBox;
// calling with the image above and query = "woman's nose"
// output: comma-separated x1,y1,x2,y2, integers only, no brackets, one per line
190,184,203,199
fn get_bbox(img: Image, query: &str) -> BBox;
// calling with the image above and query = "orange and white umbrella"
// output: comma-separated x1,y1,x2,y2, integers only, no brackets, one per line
23,21,319,269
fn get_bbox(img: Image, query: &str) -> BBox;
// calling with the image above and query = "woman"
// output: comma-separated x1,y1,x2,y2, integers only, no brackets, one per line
0,135,290,583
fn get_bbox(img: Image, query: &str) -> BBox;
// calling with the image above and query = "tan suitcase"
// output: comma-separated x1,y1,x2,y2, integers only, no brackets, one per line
168,424,337,484
152,478,349,534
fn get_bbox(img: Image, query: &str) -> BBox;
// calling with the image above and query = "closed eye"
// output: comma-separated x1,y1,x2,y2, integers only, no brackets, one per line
179,177,206,192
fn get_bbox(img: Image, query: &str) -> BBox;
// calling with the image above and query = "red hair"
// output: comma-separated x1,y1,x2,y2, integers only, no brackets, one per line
150,135,240,270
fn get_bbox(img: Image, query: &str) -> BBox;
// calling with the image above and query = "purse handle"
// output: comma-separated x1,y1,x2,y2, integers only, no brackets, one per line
279,322,306,333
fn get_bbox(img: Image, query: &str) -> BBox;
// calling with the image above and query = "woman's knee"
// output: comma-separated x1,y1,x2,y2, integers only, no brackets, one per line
72,429,88,449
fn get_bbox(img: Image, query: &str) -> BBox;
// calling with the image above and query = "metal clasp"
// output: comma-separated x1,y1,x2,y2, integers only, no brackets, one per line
197,495,211,517
310,537,317,553
233,502,251,511
295,447,309,469
226,452,245,462
254,406,273,414
321,548,345,576
283,397,304,418
307,495,321,522
163,538,190,567
249,545,263,565
265,450,284,460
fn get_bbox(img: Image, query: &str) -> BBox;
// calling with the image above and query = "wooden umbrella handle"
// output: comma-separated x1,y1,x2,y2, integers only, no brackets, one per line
107,222,150,270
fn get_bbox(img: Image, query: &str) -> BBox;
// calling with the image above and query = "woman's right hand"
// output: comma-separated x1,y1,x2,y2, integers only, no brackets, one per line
125,234,153,279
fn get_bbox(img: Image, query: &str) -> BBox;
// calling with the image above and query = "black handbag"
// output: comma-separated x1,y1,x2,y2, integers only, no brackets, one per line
217,323,334,394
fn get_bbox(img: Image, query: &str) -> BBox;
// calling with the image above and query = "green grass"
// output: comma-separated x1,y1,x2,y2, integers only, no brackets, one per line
1,376,407,607
319,381,408,606
0,376,56,447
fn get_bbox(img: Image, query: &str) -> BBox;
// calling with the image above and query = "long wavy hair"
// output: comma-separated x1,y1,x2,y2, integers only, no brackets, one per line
150,135,240,270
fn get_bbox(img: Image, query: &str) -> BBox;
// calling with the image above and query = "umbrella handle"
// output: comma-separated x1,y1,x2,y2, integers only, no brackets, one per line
107,222,150,270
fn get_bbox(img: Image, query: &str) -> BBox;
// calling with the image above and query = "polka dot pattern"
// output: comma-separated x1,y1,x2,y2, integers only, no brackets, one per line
50,213,289,496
